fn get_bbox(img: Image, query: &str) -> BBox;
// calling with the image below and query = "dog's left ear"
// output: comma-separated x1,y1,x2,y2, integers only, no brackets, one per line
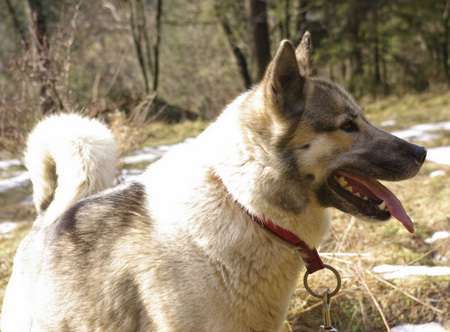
264,40,305,119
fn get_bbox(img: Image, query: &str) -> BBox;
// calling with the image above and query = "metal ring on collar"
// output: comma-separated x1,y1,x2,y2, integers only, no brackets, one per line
303,264,341,298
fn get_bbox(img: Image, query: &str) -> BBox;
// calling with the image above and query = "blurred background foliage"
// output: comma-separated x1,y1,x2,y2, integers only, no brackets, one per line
0,0,448,151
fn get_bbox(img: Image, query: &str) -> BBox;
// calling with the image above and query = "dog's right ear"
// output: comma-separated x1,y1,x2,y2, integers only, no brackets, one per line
264,40,305,119
295,31,313,76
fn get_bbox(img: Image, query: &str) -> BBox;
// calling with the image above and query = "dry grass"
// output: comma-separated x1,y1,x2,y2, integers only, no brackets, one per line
288,163,450,331
0,91,449,331
108,111,208,154
363,88,450,129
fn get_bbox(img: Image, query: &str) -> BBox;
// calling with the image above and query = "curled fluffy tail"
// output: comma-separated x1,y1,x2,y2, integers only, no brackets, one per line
25,113,118,224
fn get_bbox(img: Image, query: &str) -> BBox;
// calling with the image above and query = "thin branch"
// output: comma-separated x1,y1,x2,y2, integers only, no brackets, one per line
153,0,163,91
369,271,444,314
4,0,28,48
215,2,252,89
355,266,391,332
136,0,153,79
129,0,149,92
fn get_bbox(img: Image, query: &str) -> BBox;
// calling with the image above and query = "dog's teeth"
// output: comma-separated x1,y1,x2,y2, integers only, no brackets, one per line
378,202,386,210
363,196,368,201
337,177,348,186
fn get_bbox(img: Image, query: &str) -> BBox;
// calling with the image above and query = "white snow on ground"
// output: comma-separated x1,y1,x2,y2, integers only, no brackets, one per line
427,146,450,166
120,169,144,182
393,129,439,141
391,322,447,332
392,121,450,141
0,172,30,193
121,153,160,165
121,138,192,166
372,264,450,279
381,119,397,127
425,231,450,244
0,222,20,235
121,146,167,165
430,170,446,177
0,159,22,170
156,145,173,152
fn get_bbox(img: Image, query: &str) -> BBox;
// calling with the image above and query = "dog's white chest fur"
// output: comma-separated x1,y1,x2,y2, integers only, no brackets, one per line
138,126,329,331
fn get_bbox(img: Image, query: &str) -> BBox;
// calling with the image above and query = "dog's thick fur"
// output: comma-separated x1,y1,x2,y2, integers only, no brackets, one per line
1,34,425,332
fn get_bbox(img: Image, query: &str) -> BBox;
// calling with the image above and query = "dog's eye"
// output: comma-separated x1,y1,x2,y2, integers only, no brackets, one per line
340,120,358,133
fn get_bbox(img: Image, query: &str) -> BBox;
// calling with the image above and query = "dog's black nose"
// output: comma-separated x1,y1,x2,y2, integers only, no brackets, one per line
413,145,427,164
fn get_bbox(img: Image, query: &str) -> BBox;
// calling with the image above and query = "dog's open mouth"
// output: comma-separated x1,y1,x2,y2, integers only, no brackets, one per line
328,170,414,233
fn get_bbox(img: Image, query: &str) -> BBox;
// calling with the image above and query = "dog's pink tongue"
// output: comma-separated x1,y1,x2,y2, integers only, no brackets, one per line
340,172,415,233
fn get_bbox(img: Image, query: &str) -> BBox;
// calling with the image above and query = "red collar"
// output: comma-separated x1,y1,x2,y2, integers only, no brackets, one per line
243,209,325,273
213,174,324,273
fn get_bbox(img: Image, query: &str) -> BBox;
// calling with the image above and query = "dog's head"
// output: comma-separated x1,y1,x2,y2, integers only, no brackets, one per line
242,32,426,232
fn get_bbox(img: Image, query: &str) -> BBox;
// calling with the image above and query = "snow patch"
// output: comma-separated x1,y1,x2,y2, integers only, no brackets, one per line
393,130,438,142
381,119,396,127
372,264,450,279
157,145,172,152
429,170,446,177
0,222,20,234
121,139,192,166
425,231,450,244
427,146,450,166
0,159,22,170
0,172,30,193
121,146,167,165
392,121,450,141
121,153,160,165
120,169,144,182
391,322,446,332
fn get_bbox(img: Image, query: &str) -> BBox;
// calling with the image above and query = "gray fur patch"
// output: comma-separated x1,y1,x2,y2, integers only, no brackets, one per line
42,181,153,330
54,182,147,235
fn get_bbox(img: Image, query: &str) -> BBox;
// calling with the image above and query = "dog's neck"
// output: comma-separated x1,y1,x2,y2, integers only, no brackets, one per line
203,91,330,249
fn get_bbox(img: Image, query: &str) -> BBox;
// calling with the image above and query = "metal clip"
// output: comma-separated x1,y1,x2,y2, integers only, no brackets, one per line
319,290,338,331
303,264,341,332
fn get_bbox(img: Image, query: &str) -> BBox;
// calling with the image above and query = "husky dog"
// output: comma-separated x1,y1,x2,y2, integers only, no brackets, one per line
1,33,426,332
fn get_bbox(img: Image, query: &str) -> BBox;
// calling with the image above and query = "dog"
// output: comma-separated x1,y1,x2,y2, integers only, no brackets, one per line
1,32,426,331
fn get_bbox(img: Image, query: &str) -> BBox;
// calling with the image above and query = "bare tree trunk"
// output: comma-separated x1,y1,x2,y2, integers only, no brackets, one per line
276,0,291,40
129,0,150,93
153,0,163,91
247,0,271,80
129,0,162,93
442,0,450,86
381,47,390,94
27,0,58,114
284,0,291,39
372,3,382,96
347,1,365,94
27,0,47,51
215,3,252,89
4,0,28,48
296,0,308,41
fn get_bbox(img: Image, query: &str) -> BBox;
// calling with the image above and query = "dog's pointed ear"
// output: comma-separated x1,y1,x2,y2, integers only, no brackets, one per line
264,40,305,119
295,31,313,76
